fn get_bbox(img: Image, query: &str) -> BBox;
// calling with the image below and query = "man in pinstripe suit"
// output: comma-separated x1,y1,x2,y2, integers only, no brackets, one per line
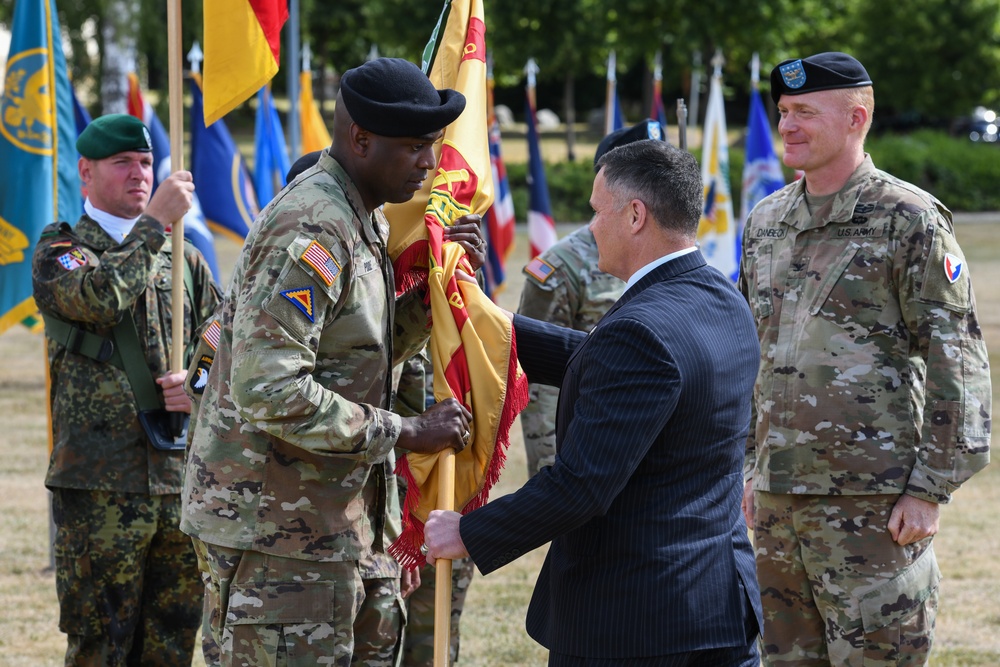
425,139,762,666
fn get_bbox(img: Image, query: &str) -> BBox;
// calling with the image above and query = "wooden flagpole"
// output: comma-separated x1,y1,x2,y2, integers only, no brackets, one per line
433,448,456,666
167,0,184,376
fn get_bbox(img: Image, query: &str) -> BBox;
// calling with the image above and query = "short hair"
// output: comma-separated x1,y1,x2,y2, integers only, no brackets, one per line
835,85,874,139
595,140,703,237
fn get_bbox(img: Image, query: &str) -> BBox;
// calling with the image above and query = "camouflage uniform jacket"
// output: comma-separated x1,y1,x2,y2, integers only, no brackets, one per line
181,152,431,562
739,156,991,504
32,214,219,495
517,226,625,472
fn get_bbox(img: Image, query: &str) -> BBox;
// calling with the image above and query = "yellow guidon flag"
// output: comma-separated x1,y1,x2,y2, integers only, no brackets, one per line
385,0,528,568
201,0,288,126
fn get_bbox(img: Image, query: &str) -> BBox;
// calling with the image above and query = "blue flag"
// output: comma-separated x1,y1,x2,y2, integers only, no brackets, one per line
253,86,291,205
189,75,259,242
739,88,785,254
0,0,81,334
71,87,91,143
525,95,556,258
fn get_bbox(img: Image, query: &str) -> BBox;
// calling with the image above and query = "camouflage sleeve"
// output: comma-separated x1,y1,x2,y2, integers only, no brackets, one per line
228,224,401,463
392,350,428,418
32,216,167,327
896,210,991,503
517,263,575,477
737,228,759,482
392,288,432,365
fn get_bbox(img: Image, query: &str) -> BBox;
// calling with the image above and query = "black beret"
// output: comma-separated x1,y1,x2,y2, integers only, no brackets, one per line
770,52,873,104
76,113,153,159
286,150,323,183
339,57,466,137
594,119,665,171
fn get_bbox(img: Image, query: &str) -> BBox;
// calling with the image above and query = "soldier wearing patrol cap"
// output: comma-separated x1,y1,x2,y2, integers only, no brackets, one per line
32,113,220,665
740,52,991,665
181,57,476,666
517,119,666,478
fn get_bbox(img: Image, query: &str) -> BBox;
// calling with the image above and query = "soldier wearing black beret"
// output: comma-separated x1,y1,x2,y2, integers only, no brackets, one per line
182,57,481,666
32,112,219,664
742,52,989,667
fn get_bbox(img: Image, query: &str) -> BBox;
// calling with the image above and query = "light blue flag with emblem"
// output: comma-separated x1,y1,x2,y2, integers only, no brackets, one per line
189,74,259,243
253,85,291,205
0,0,81,334
739,87,785,257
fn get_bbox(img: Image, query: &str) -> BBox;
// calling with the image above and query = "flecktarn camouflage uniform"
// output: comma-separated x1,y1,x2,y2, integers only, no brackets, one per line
182,151,431,666
739,156,991,666
33,213,219,666
516,226,624,476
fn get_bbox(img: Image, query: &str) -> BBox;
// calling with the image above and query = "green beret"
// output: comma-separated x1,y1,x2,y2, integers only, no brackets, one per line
76,113,153,159
770,52,872,105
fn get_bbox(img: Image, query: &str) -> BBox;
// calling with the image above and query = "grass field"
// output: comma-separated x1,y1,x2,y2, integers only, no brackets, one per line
1,221,998,666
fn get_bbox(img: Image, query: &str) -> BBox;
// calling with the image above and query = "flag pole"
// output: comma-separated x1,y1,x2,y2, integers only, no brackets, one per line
433,448,456,667
167,0,185,377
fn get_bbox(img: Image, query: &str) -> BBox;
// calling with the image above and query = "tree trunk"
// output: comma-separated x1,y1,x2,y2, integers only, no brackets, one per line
563,72,576,162
101,0,139,115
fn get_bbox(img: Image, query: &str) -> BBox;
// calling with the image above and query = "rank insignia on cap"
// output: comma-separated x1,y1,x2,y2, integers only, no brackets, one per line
189,355,213,395
780,60,806,89
525,257,556,283
646,120,662,141
57,248,87,271
301,240,341,286
201,320,221,352
944,253,963,283
281,286,316,322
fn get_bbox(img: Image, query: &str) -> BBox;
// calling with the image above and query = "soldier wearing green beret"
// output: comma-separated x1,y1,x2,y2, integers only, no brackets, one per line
181,58,479,666
740,52,992,665
32,112,221,665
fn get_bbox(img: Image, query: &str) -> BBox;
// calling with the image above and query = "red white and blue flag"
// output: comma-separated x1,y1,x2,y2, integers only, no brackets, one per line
482,68,515,299
525,92,556,258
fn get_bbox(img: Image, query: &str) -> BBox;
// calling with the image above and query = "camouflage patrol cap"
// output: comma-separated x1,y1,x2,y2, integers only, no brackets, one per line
339,57,466,137
594,118,666,171
770,52,873,104
76,113,153,159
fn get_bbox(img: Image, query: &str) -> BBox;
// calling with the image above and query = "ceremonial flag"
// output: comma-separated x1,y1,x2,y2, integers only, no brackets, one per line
481,64,515,299
189,74,259,242
71,87,91,141
651,51,668,131
384,0,528,568
253,85,291,205
202,0,288,126
697,63,737,280
740,56,785,254
127,73,221,279
299,44,331,154
604,50,624,135
0,0,80,334
525,92,557,258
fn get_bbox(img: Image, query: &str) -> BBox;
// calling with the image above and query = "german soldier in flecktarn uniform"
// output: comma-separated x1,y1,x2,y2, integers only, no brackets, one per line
32,113,220,666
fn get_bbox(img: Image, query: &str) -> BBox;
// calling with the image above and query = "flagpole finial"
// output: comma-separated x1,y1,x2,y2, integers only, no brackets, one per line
366,44,379,62
750,52,760,88
711,49,725,77
187,40,204,75
524,58,539,89
302,42,313,73
607,50,617,82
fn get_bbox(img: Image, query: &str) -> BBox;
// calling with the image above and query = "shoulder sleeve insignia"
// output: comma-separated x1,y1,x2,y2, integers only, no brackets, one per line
201,320,221,352
524,257,556,283
189,355,213,395
301,240,342,286
281,286,316,322
57,248,88,271
944,253,963,283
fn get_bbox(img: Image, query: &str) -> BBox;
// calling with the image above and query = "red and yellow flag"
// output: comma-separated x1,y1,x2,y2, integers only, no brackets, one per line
202,0,288,126
385,0,528,568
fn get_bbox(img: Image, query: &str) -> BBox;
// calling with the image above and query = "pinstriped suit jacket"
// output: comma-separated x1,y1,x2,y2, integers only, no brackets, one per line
461,250,762,658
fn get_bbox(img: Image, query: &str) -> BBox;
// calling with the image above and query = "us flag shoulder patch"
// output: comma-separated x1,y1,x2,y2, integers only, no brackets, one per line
57,248,88,271
301,240,341,286
525,257,556,283
281,286,316,322
201,320,221,351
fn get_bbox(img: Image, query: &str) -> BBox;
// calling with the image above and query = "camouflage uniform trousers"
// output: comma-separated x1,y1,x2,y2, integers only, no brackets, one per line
400,557,475,666
194,539,404,667
753,492,940,667
51,488,201,667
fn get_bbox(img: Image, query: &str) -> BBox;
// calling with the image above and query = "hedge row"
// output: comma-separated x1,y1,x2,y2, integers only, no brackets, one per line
505,131,1000,223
